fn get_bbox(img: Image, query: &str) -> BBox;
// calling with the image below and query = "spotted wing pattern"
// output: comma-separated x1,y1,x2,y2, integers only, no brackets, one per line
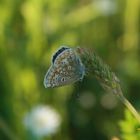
44,46,85,88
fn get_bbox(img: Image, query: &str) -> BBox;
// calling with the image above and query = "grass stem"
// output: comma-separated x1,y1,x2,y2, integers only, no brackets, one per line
76,47,140,124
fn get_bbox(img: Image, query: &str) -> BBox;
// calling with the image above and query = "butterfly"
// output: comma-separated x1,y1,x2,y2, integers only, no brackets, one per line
44,46,85,88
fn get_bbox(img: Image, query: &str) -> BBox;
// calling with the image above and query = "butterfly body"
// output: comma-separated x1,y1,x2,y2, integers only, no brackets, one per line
44,46,85,88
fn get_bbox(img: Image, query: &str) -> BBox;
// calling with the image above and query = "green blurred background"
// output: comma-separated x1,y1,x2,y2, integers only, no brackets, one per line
0,0,140,140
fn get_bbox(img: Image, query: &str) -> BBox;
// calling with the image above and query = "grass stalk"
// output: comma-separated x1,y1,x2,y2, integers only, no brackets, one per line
75,47,140,124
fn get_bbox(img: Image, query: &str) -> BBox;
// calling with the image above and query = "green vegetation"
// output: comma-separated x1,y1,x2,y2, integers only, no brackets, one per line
0,0,140,140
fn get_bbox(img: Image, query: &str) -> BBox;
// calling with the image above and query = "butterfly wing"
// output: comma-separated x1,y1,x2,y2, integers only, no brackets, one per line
44,47,85,88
